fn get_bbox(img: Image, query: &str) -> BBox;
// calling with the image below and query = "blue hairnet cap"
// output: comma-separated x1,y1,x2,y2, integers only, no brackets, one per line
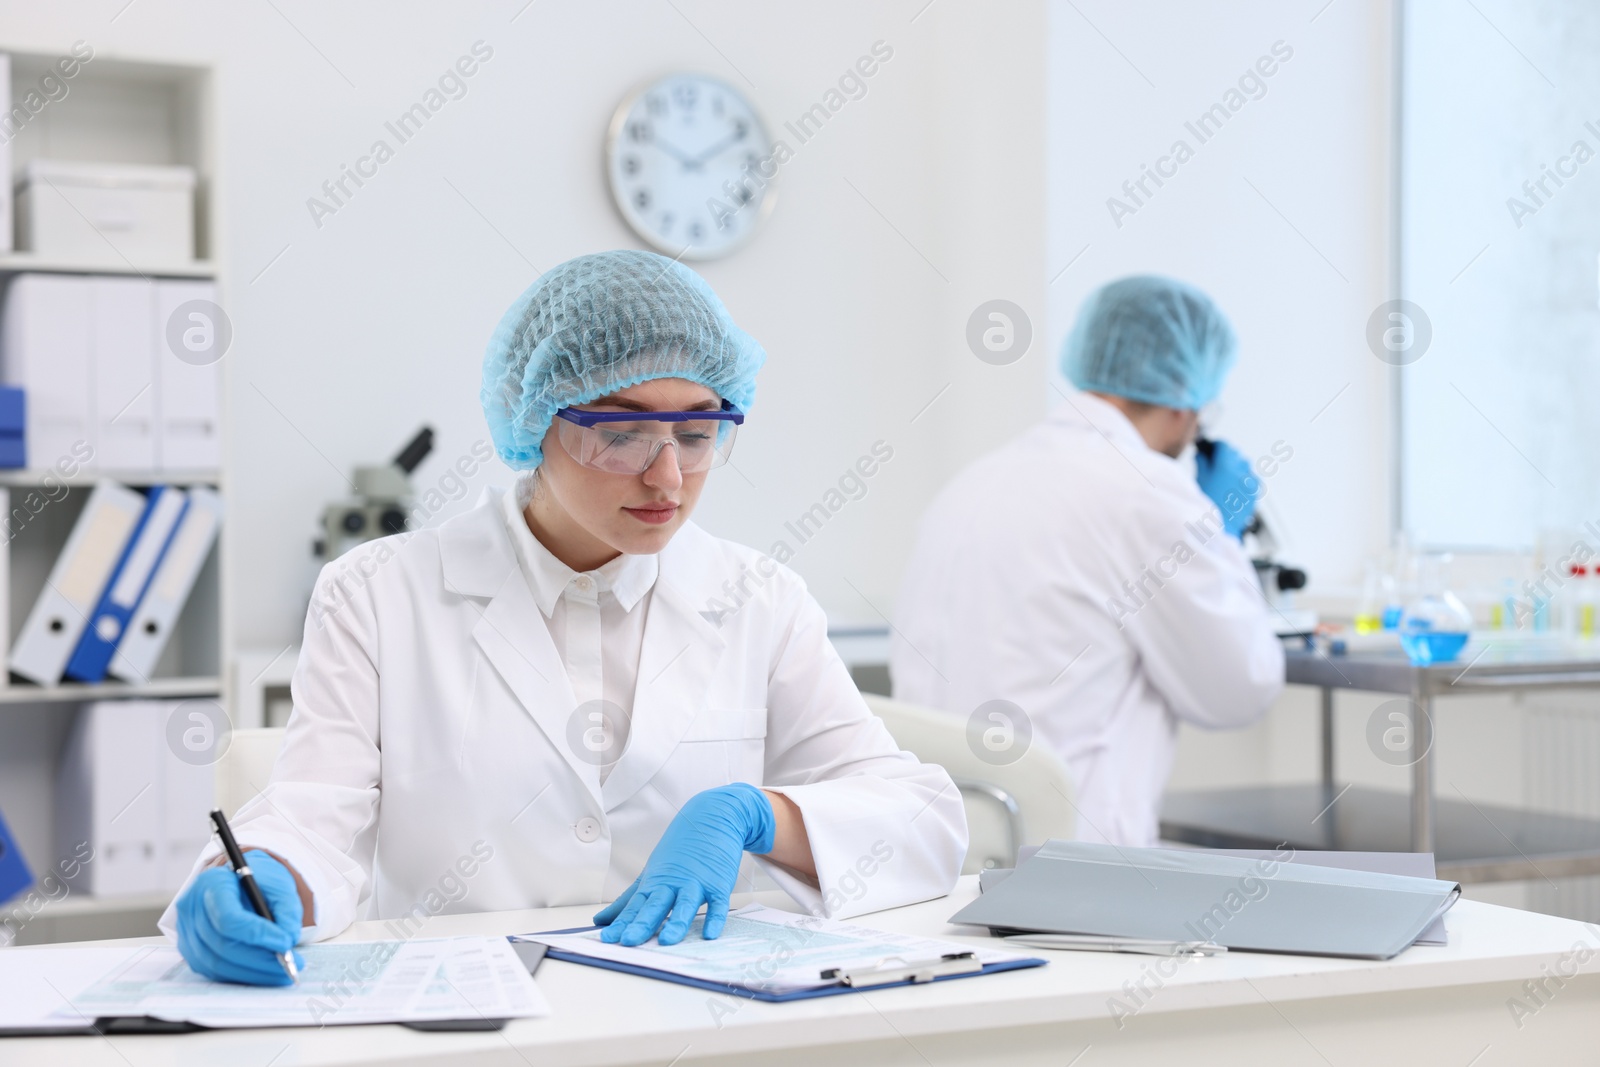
481,250,766,469
1060,275,1237,410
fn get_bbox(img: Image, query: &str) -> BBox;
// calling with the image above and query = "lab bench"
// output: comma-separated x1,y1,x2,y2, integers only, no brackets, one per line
1162,644,1600,883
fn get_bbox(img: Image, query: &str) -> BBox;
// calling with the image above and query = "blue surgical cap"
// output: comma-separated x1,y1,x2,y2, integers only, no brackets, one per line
481,250,766,469
1060,275,1237,410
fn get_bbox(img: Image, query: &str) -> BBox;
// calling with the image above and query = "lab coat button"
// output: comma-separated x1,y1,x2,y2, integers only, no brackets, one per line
575,817,602,842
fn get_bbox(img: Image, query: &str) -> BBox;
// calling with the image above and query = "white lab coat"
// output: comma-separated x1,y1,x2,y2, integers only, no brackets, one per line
890,394,1284,847
160,489,965,942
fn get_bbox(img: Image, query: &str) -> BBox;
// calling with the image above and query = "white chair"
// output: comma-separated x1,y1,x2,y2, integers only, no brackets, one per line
863,693,1076,874
214,727,286,820
213,710,1073,874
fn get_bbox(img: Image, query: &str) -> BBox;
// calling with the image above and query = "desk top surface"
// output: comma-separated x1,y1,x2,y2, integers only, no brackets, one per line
5,876,1598,1066
1287,640,1600,693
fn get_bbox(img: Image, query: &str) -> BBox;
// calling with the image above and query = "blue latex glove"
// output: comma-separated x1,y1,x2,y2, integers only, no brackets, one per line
593,783,776,947
176,850,305,986
1195,439,1260,539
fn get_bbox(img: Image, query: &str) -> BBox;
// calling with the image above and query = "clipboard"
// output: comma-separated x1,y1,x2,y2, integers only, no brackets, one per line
0,939,548,1037
529,925,1045,1002
1,1014,515,1037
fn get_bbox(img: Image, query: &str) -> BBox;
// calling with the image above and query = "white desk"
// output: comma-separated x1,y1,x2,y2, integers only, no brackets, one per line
6,876,1599,1065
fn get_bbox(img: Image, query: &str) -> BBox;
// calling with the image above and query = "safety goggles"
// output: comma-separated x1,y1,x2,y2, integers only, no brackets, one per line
553,400,744,475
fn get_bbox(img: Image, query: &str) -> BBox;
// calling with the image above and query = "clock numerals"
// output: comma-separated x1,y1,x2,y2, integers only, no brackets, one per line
610,76,772,259
716,190,750,231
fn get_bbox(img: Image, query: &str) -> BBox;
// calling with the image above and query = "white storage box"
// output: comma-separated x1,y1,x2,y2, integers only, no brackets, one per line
15,160,196,265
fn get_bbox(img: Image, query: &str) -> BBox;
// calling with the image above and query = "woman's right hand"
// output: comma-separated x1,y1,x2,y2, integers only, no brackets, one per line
175,850,306,986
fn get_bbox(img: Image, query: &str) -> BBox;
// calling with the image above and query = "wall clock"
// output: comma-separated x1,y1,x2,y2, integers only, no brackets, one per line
605,73,776,260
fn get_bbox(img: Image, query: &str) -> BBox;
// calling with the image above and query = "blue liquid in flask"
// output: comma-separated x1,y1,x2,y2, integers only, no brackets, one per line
1399,630,1469,665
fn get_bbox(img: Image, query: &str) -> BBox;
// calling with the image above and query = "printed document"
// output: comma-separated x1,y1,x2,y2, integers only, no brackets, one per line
522,904,1028,995
26,936,549,1028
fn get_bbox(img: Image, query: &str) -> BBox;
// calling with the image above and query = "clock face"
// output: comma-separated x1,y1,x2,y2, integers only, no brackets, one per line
606,73,776,260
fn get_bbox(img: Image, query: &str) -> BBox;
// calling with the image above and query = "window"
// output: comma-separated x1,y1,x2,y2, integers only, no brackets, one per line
1401,0,1600,549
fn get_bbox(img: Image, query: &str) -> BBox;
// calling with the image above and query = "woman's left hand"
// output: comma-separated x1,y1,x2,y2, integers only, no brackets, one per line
592,783,775,946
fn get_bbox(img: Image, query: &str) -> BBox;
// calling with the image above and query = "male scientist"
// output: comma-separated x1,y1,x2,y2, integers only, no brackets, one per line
891,275,1285,848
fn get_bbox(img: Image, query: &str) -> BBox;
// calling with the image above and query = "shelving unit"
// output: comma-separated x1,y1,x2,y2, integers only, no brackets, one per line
0,47,224,942
0,253,215,279
6,472,224,684
2,891,171,947
0,468,222,489
0,677,222,707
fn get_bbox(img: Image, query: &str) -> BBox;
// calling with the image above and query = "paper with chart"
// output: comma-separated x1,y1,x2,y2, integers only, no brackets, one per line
60,936,548,1027
520,904,1032,995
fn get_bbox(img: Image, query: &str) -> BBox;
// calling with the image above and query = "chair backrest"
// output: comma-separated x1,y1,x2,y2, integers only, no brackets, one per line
214,728,287,820
212,710,1075,872
863,693,1076,873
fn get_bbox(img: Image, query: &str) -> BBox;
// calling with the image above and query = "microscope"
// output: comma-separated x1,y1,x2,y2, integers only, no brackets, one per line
313,427,434,562
1243,511,1315,636
1195,437,1313,637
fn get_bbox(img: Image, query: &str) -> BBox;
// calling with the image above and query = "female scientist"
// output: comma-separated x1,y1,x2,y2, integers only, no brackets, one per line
162,250,966,985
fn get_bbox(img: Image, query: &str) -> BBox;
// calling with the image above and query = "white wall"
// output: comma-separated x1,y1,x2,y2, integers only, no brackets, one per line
2,0,1047,654
2,0,1387,797
2,0,1568,916
1047,0,1395,599
5,0,1389,660
1045,0,1422,818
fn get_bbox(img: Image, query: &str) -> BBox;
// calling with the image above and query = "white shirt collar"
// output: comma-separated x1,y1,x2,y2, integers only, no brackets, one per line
1047,389,1152,449
499,475,659,617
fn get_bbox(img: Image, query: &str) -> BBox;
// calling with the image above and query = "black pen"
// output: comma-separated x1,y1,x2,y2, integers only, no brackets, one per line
209,808,300,982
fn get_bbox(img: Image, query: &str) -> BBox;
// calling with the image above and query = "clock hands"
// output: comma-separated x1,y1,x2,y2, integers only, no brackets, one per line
687,126,748,167
651,123,749,172
610,76,776,256
651,135,700,170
